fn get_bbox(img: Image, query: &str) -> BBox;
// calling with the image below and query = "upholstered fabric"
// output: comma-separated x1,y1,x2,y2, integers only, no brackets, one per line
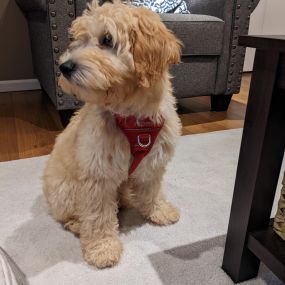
75,0,89,17
16,0,261,110
27,13,57,106
186,0,225,20
47,0,81,109
15,0,46,13
161,14,224,55
171,56,218,98
214,0,261,95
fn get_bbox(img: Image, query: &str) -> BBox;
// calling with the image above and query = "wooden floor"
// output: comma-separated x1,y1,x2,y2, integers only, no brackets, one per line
0,73,251,162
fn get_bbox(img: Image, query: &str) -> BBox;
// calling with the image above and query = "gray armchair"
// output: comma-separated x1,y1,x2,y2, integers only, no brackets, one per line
17,0,260,117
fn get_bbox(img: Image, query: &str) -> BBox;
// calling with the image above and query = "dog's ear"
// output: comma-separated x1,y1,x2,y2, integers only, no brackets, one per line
131,9,181,88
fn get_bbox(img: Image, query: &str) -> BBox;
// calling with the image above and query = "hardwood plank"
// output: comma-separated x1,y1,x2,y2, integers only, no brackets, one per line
0,74,251,162
233,73,251,105
0,92,19,161
180,95,247,135
12,91,62,160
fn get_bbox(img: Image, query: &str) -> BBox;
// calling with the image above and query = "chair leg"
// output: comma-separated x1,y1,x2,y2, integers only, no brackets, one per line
58,109,75,127
211,94,233,112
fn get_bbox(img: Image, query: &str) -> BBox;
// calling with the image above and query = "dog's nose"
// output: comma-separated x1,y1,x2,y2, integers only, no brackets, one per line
59,60,76,78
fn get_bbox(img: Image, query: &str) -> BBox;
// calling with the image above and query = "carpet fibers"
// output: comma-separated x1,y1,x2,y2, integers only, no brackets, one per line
0,129,284,285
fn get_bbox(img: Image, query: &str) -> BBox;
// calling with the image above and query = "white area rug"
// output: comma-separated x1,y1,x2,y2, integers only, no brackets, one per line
0,129,284,285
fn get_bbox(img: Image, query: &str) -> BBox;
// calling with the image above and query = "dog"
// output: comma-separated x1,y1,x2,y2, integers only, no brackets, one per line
43,0,182,268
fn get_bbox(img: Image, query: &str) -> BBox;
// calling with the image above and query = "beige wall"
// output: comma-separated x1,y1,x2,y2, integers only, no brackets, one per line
244,0,285,71
0,0,34,80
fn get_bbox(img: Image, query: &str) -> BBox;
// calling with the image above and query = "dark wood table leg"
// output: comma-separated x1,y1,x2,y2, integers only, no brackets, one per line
222,49,285,283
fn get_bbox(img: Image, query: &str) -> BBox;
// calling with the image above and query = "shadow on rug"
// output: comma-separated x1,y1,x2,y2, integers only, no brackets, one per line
4,195,148,277
149,235,282,285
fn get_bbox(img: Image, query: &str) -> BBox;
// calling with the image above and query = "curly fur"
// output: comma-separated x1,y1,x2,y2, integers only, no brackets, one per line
43,1,182,268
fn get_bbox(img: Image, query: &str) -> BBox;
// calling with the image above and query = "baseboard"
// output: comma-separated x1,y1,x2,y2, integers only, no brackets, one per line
0,79,41,92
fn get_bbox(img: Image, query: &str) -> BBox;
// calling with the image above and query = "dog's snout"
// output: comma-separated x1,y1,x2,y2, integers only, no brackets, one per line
59,60,76,78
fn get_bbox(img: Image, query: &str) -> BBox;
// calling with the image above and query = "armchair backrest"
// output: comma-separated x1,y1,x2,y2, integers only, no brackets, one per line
187,0,225,20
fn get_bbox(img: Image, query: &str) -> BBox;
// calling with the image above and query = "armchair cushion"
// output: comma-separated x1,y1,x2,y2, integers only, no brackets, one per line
161,14,224,56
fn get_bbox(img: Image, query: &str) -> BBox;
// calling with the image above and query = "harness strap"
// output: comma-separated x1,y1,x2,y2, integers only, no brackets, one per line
115,115,164,175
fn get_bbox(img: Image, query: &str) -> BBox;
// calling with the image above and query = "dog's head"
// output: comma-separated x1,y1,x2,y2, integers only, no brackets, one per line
59,0,181,105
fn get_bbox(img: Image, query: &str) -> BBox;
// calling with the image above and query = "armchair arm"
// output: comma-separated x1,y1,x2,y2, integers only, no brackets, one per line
15,0,47,13
16,0,78,110
215,0,261,95
186,0,260,95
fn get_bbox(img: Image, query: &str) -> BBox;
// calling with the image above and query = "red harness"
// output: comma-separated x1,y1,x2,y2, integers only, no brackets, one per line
115,114,164,175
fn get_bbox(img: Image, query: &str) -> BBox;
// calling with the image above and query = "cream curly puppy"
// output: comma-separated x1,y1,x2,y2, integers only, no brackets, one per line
43,0,182,268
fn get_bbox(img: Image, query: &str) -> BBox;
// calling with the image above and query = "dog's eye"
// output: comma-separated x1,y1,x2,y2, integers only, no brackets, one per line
101,33,113,48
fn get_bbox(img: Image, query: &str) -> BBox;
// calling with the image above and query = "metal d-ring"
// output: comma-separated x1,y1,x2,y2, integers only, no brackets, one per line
137,134,151,148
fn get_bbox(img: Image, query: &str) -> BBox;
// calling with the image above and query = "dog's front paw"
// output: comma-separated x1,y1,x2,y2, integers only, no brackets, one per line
147,202,180,226
82,237,122,268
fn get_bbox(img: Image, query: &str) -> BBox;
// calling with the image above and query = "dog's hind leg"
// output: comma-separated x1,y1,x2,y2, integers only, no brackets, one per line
64,217,81,235
43,175,78,226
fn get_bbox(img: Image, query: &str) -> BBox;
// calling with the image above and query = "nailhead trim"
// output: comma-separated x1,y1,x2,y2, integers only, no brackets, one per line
48,0,76,108
226,0,260,95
